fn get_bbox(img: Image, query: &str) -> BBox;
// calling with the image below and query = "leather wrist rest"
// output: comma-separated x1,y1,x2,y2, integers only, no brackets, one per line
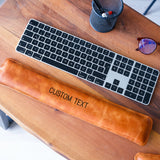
134,153,160,160
0,59,153,145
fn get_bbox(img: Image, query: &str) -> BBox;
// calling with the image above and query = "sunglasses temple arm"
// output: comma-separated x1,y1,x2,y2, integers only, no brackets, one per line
136,48,140,51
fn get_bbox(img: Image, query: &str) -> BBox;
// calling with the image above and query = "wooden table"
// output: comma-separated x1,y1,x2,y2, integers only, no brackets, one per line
0,0,160,159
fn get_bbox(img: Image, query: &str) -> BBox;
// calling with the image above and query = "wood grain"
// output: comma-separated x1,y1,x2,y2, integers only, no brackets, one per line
0,0,160,159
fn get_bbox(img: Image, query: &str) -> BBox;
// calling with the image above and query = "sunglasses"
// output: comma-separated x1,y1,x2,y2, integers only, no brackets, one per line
136,37,160,55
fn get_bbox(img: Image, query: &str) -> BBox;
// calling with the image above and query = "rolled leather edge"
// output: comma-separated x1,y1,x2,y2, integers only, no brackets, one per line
134,152,160,160
0,59,153,145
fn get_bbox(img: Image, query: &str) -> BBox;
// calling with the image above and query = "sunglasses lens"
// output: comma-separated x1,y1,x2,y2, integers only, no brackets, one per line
138,38,157,54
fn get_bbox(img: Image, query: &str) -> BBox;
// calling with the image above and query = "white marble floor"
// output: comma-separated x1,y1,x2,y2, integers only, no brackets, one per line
0,0,159,160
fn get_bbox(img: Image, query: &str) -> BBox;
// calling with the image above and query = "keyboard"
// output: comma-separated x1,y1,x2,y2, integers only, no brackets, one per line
16,19,159,105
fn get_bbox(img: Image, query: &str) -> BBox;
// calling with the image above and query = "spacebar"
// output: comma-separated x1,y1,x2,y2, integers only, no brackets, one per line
42,57,78,75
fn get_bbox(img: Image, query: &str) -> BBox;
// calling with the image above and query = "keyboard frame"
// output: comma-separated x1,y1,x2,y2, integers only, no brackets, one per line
16,19,160,105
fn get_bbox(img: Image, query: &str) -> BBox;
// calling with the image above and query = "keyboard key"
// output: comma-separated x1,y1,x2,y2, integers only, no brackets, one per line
151,75,157,81
141,84,147,90
39,30,45,35
137,76,143,82
33,34,39,39
113,79,120,85
124,91,136,99
56,30,62,36
126,65,131,71
85,42,91,48
135,82,140,87
114,60,120,66
22,35,32,43
127,85,132,91
139,90,145,96
104,56,113,63
33,53,42,60
32,40,38,45
32,46,38,52
139,71,145,76
30,19,38,26
131,73,137,79
80,66,86,72
19,41,27,47
133,87,139,93
109,52,115,58
120,63,125,68
143,92,151,104
141,65,147,71
86,68,93,74
16,46,26,53
33,27,39,33
147,67,153,73
91,45,97,50
50,54,56,59
56,56,63,62
73,37,79,43
97,47,103,53
122,57,128,63
95,78,104,86
116,55,122,60
92,51,98,57
81,53,87,59
111,66,118,72
111,85,117,91
68,35,74,41
24,30,33,37
137,96,143,102
86,62,92,67
153,70,159,76
129,79,134,85
42,57,78,75
62,59,69,64
145,73,151,79
27,25,33,30
87,75,95,82
93,71,106,80
38,23,44,29
44,51,51,57
149,81,155,87
105,82,111,89
99,61,105,66
147,87,153,93
128,60,134,66
98,66,104,72
133,68,138,74
44,25,50,31
92,64,98,70
38,49,45,55
124,71,130,77
78,71,87,79
25,50,33,56
118,68,123,74
103,50,109,55
117,87,123,94
143,78,149,84
98,54,104,59
135,62,141,68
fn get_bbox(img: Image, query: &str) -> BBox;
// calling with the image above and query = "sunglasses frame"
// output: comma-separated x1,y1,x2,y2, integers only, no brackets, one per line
136,37,160,54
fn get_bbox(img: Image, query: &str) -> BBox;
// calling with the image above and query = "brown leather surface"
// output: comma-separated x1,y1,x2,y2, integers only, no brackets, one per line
134,153,160,160
0,59,153,146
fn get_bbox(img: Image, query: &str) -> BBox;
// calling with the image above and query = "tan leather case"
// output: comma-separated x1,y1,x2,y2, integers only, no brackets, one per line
134,153,160,160
0,59,153,145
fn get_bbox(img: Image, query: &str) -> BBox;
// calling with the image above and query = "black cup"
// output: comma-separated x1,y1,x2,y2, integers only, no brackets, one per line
90,0,123,33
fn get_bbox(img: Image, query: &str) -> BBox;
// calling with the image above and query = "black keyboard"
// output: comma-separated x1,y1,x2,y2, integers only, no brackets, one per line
16,19,159,105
